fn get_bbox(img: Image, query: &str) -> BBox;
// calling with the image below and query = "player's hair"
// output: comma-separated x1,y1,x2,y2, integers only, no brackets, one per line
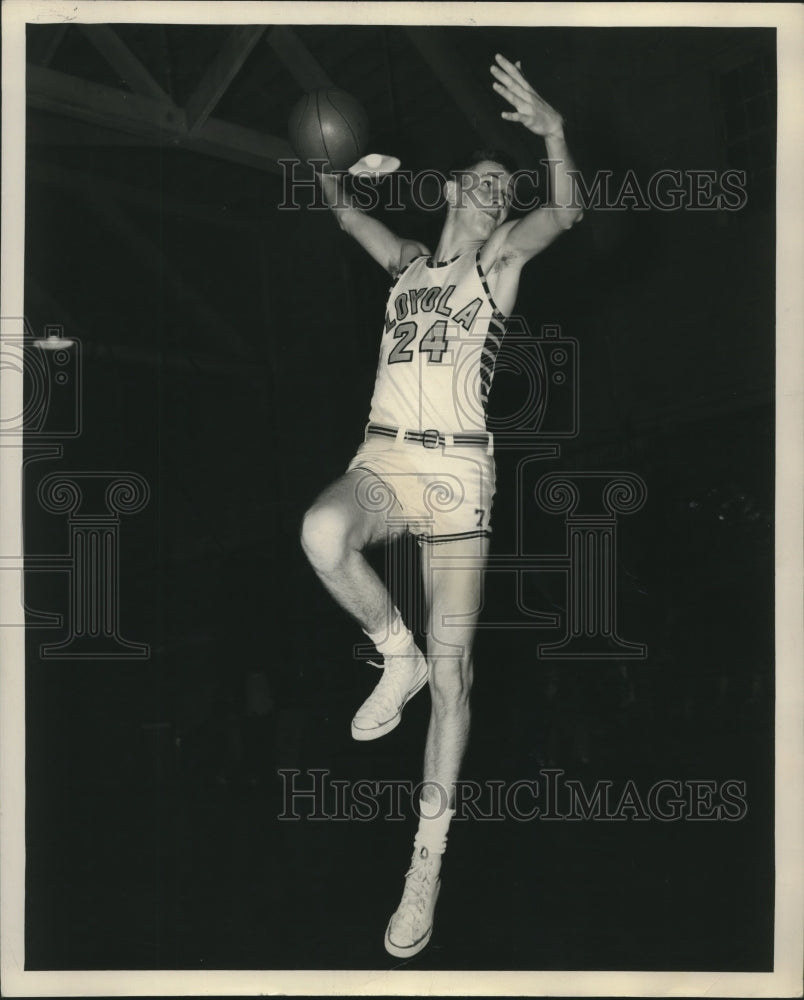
448,147,519,180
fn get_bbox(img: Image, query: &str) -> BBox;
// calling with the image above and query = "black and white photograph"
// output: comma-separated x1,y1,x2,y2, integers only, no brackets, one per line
1,2,802,996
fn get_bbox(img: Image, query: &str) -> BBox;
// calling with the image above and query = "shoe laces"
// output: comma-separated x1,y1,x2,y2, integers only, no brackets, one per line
395,848,439,926
361,653,420,717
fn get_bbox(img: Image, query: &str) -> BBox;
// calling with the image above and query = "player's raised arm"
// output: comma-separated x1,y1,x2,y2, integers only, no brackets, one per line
490,54,583,262
317,170,429,276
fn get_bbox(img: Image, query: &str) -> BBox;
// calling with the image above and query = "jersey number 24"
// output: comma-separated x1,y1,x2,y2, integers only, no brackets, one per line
388,320,448,364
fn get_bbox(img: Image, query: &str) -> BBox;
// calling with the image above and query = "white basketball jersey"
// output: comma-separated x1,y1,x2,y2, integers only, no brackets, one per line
368,250,506,433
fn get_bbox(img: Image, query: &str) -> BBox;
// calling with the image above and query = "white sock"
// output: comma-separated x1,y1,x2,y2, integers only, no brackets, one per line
413,796,455,856
364,608,415,657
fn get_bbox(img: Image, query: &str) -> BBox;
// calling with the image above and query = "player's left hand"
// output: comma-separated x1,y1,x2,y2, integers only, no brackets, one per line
490,53,565,139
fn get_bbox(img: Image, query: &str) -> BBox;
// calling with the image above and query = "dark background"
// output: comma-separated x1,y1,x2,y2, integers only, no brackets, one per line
22,23,774,971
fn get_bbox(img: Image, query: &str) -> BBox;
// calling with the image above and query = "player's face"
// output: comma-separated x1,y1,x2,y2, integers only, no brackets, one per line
456,160,513,228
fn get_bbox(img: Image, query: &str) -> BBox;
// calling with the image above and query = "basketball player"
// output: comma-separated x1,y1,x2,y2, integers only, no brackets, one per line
300,54,582,957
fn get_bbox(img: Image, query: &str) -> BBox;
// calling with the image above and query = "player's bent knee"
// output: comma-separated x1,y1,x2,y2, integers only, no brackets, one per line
300,502,356,572
429,656,473,708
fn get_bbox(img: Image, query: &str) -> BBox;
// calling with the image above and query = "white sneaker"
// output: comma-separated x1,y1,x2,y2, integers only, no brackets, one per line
351,646,428,741
384,845,441,958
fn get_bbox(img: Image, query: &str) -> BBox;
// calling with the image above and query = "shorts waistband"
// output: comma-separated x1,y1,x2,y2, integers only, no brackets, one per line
366,422,493,453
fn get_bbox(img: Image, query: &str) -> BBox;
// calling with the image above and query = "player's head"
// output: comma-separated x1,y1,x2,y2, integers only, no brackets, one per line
445,148,518,230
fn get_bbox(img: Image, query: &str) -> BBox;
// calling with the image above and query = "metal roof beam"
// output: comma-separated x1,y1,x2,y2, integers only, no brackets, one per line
185,25,266,131
78,24,171,102
27,66,293,173
266,26,333,90
28,64,180,138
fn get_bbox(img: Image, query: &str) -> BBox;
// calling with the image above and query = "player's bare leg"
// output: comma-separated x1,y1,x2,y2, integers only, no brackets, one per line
301,470,393,632
300,469,429,739
421,536,487,804
384,534,488,958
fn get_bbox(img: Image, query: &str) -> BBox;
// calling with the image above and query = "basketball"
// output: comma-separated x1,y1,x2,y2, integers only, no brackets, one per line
288,88,369,172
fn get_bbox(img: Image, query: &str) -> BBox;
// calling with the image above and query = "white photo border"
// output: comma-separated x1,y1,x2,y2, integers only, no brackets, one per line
2,2,802,996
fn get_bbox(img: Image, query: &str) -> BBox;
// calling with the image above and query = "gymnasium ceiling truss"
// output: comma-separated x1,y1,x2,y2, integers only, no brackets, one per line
24,23,532,370
25,23,321,370
28,24,294,174
26,23,526,175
